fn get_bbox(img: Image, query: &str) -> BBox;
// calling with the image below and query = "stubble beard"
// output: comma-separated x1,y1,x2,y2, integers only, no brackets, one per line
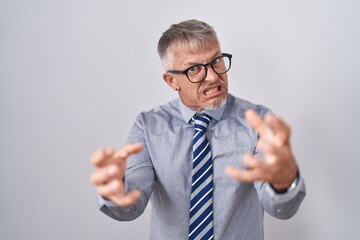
203,96,227,110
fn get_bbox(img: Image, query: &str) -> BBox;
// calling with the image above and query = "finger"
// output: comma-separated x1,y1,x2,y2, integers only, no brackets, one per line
113,143,144,174
96,178,124,198
242,153,267,169
225,166,262,182
112,190,141,207
90,164,120,186
114,143,144,160
256,139,278,155
90,148,116,167
245,109,274,140
264,113,291,146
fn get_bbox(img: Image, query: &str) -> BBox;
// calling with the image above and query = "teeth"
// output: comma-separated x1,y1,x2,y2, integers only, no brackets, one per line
204,87,219,95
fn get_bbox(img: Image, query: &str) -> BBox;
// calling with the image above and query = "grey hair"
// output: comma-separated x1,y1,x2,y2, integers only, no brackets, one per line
157,19,219,68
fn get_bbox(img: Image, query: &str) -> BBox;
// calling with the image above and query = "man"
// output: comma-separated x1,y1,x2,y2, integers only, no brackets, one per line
90,19,306,239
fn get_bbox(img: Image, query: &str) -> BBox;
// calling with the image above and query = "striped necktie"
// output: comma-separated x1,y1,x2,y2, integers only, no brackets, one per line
189,113,214,240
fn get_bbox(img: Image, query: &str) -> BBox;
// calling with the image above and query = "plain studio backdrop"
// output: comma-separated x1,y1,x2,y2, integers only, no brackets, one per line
1,0,359,239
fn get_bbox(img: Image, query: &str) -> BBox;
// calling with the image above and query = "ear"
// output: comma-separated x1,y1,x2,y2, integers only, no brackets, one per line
163,72,179,91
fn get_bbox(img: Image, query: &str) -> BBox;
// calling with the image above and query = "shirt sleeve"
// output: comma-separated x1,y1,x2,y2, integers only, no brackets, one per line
254,175,306,219
97,114,156,221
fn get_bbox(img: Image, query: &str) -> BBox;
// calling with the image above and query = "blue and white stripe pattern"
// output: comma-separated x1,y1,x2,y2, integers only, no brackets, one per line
189,113,213,240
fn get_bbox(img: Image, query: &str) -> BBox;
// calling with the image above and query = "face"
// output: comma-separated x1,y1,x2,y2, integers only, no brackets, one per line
163,42,229,111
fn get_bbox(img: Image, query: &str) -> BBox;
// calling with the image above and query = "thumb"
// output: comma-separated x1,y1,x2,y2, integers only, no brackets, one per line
112,189,142,207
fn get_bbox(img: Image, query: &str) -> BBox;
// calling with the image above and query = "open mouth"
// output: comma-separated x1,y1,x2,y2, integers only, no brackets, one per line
203,86,221,96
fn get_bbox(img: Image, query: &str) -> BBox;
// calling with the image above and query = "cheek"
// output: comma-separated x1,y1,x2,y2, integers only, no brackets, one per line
185,88,199,101
182,84,200,97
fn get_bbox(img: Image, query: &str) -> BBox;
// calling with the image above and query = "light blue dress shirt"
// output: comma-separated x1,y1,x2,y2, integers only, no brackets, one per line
98,93,306,239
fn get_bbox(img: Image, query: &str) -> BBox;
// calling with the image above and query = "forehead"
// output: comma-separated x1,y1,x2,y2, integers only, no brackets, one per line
168,41,221,68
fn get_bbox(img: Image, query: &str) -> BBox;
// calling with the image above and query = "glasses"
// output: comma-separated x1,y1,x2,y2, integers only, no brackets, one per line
167,53,232,83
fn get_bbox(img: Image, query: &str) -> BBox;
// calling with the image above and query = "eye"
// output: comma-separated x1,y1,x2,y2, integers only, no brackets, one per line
189,65,200,72
187,65,203,76
213,57,224,66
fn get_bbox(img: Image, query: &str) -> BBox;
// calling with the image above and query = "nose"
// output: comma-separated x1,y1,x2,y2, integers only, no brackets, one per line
204,66,218,83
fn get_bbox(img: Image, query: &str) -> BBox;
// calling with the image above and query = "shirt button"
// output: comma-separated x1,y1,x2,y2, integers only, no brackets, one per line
276,208,282,213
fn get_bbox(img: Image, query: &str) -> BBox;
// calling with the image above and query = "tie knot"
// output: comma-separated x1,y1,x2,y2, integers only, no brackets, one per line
193,113,212,132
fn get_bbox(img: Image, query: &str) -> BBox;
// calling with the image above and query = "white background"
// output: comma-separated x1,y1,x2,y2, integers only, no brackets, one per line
1,0,359,239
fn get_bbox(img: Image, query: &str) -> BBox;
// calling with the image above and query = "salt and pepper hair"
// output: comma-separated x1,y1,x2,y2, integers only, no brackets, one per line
157,19,220,69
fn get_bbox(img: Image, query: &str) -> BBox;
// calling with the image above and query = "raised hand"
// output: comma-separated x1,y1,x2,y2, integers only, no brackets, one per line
226,109,298,191
90,143,144,206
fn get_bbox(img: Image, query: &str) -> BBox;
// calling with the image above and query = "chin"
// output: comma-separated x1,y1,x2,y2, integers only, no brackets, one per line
204,97,227,110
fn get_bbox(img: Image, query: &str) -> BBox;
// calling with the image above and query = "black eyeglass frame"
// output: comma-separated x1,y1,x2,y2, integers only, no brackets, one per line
167,53,232,83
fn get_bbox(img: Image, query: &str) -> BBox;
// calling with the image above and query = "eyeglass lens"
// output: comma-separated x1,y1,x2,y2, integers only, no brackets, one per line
187,55,230,83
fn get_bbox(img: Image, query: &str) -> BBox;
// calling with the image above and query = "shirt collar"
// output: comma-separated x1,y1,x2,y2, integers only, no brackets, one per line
179,96,228,124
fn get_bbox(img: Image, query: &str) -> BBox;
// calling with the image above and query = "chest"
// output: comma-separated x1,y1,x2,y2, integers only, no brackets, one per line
145,120,257,192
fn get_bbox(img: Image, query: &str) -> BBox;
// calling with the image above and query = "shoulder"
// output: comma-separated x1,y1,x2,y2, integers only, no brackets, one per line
227,93,271,118
135,98,183,126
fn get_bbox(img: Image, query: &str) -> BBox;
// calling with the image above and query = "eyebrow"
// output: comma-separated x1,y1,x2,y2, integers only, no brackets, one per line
184,51,222,67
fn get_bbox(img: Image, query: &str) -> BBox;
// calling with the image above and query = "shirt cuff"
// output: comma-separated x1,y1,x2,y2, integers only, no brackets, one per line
265,175,305,205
